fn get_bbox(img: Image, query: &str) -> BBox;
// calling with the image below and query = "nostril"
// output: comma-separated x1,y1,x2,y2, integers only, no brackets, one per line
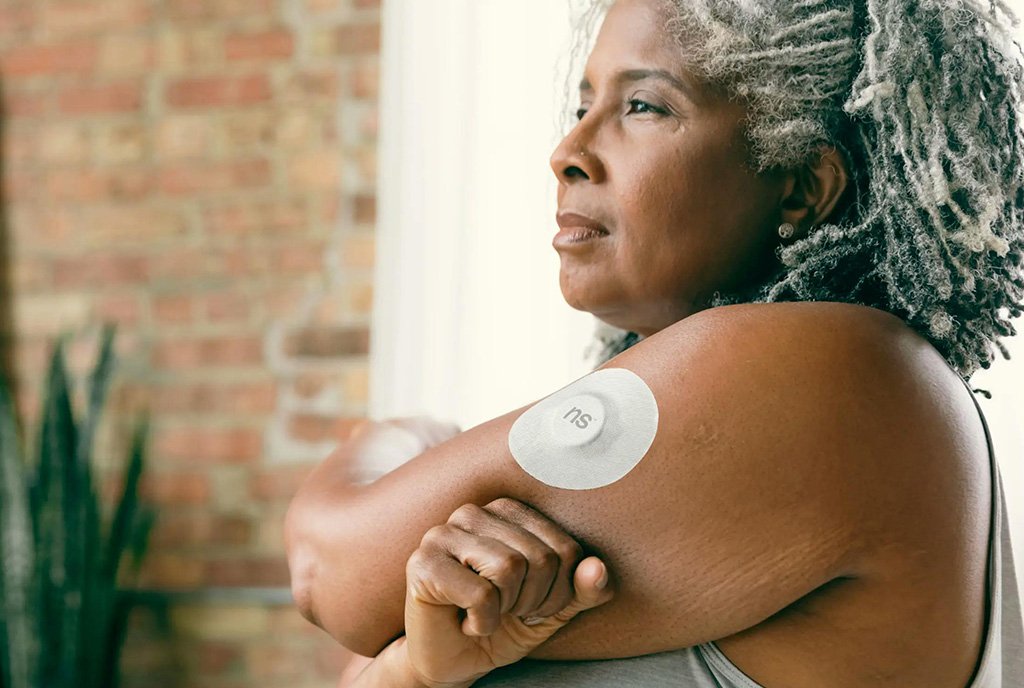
565,166,589,180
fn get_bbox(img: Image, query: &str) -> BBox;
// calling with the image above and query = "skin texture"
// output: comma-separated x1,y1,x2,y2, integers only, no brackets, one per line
288,302,992,688
285,0,992,686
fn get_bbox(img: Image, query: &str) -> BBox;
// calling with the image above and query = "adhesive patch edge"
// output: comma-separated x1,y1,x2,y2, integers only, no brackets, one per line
508,368,659,490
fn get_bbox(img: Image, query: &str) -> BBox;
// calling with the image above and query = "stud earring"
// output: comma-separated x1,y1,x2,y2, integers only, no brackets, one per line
778,222,796,239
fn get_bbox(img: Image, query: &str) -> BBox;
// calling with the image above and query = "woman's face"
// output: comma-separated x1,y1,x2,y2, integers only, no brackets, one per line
550,0,788,336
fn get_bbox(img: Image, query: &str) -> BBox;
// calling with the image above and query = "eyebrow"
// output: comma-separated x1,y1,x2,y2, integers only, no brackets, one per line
579,68,697,100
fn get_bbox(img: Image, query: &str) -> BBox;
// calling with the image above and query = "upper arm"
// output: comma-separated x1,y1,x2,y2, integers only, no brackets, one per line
306,302,926,659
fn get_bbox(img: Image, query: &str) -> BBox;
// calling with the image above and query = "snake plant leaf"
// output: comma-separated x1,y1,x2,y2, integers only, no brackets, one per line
36,337,81,686
0,374,38,688
103,415,148,583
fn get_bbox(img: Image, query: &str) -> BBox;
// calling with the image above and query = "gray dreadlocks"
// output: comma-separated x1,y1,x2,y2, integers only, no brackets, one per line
579,0,1024,379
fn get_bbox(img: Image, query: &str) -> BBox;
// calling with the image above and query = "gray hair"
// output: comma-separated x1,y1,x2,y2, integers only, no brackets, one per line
577,0,1024,379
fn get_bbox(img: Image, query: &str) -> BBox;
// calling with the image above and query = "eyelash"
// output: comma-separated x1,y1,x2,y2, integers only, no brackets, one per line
575,98,667,121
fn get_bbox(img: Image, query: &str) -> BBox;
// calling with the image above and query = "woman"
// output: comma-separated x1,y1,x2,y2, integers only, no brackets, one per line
285,0,1024,685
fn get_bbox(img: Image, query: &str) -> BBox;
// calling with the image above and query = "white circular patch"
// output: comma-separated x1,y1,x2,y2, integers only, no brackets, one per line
508,368,659,490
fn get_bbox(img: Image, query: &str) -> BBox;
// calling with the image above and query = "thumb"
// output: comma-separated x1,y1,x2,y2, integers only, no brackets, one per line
525,557,613,628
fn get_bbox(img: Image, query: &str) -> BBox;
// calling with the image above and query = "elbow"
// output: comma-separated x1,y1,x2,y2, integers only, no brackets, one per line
284,494,395,657
284,496,324,629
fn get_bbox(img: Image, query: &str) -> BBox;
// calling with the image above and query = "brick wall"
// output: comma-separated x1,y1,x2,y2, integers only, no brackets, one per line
1,0,380,685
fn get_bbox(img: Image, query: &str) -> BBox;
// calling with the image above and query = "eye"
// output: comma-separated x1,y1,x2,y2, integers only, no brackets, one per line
627,98,667,116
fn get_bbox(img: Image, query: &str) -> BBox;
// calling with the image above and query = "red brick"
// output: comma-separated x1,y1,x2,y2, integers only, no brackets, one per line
351,59,379,99
248,466,314,500
52,254,149,289
138,552,205,588
287,151,339,189
272,242,326,274
200,291,252,322
281,68,339,103
244,643,310,681
0,43,98,77
99,34,154,75
152,335,264,370
353,194,376,224
149,513,252,548
334,24,380,55
45,167,155,202
2,89,48,117
159,159,271,196
58,81,143,114
203,557,290,587
166,0,274,21
41,1,152,36
148,248,217,284
225,29,294,62
166,74,271,109
202,197,308,237
139,472,211,505
94,294,143,325
151,380,277,415
152,426,263,465
0,5,36,35
196,642,243,675
153,294,195,323
283,327,369,358
286,414,366,445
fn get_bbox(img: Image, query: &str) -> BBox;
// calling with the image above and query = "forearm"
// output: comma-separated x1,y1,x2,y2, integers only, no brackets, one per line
285,419,491,655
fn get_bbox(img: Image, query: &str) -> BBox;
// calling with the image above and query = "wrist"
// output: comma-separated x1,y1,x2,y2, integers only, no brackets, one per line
387,637,475,688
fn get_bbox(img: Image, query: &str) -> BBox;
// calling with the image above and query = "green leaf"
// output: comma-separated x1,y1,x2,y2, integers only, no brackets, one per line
0,371,38,688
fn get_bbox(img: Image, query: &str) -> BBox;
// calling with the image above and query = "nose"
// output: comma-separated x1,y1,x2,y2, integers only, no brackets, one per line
550,121,604,185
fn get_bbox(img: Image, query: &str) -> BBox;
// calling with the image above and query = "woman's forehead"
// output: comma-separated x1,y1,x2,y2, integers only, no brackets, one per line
583,0,718,102
586,0,684,75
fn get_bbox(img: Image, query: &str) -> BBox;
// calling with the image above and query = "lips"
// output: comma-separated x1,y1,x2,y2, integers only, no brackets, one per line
556,212,609,235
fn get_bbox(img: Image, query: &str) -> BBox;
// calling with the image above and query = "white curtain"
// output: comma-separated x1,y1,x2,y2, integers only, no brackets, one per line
370,0,1024,587
368,0,597,432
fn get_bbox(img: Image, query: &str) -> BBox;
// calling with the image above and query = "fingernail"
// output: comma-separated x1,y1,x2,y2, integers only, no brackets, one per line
523,616,547,626
596,562,608,590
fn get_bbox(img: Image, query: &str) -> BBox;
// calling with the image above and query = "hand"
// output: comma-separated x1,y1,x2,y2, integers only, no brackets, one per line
349,416,462,482
402,498,615,687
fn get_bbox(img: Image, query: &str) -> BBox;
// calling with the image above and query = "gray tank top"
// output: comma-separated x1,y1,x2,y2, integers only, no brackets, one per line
475,373,1024,687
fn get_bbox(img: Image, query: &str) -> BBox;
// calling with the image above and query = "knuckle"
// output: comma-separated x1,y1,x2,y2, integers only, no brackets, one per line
448,502,482,525
405,547,430,575
534,548,559,573
557,540,584,563
467,582,497,609
496,551,527,577
420,524,449,548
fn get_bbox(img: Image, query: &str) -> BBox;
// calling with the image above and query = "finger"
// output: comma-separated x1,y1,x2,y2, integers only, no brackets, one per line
406,546,502,637
448,503,560,617
482,498,585,618
420,524,529,625
520,556,614,632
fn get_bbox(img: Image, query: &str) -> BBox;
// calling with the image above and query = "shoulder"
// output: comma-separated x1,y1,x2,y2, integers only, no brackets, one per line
595,299,983,540
598,300,987,559
609,301,961,431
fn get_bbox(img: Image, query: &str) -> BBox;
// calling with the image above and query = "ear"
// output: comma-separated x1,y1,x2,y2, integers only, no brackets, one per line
779,146,850,238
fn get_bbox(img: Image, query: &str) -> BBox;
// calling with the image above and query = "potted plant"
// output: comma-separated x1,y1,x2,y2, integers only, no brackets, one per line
0,326,155,688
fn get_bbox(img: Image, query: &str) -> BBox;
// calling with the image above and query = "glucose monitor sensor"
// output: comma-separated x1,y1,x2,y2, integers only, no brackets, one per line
508,368,659,490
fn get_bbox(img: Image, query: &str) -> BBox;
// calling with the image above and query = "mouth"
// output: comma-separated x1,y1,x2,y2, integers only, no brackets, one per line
556,212,609,236
553,211,610,250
